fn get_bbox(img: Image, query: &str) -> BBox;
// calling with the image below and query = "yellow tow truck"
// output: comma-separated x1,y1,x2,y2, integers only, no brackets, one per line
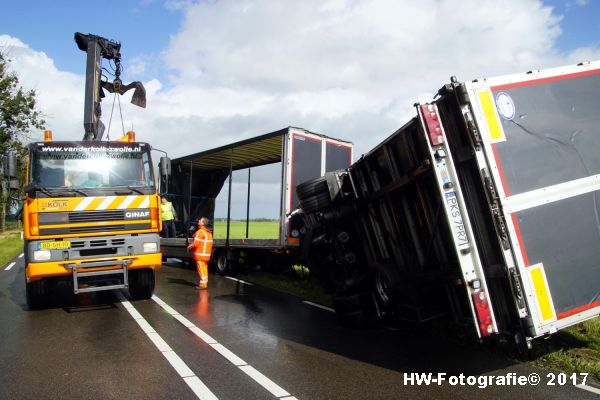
21,33,162,306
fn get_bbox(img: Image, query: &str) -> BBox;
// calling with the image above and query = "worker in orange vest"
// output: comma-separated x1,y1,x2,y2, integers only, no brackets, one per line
187,217,213,289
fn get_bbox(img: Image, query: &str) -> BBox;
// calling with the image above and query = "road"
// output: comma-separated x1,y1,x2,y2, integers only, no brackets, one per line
0,254,598,399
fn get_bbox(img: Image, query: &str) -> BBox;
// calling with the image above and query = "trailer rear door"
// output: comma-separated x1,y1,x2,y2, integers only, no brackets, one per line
466,62,600,337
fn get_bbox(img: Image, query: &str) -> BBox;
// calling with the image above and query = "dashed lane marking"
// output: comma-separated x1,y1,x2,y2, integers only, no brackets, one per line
223,276,254,286
152,295,295,399
18,253,24,258
577,383,600,395
5,262,16,271
116,292,218,400
302,301,334,313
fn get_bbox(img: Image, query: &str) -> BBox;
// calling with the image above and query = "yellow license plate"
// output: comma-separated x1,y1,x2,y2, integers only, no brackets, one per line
40,241,71,250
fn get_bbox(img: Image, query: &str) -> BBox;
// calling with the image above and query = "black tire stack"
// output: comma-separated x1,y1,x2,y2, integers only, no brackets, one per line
296,176,331,214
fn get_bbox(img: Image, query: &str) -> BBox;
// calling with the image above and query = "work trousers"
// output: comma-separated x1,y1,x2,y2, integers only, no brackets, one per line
162,219,176,238
196,260,209,287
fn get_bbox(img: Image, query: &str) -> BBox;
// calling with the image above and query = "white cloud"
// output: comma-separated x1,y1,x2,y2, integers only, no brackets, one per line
0,35,84,142
4,0,600,217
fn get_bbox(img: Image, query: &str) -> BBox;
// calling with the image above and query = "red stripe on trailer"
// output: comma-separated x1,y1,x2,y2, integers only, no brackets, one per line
491,68,600,91
294,132,322,142
557,300,600,320
491,144,531,267
510,214,531,268
289,134,295,212
491,144,510,197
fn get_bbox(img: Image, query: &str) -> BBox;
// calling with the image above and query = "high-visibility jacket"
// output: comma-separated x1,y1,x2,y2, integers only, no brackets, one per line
188,226,213,261
161,202,176,221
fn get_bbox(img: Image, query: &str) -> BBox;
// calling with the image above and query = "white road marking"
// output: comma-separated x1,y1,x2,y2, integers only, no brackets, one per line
577,383,600,395
117,293,218,400
280,397,299,400
18,253,24,258
152,295,294,399
238,365,290,398
5,262,16,271
223,276,254,286
302,301,334,313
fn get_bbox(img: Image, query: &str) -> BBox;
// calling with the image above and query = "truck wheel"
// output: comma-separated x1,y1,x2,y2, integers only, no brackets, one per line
25,275,47,309
372,262,401,313
297,176,329,200
332,292,379,327
129,269,155,300
215,253,229,275
300,192,331,214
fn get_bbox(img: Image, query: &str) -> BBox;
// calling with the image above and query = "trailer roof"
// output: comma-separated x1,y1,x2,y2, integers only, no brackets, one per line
171,126,351,171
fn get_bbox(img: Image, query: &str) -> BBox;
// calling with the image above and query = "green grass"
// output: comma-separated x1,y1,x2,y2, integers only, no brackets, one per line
533,318,600,381
0,232,23,267
213,220,279,239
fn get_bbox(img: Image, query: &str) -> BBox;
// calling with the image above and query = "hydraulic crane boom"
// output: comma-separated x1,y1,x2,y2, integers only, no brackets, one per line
74,32,146,141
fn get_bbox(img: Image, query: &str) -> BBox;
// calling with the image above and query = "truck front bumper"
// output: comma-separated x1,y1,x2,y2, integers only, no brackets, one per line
26,253,162,282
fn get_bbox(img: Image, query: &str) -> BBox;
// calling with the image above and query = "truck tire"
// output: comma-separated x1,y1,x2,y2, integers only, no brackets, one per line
300,192,331,214
332,292,379,327
129,269,155,300
215,253,230,275
297,176,329,200
372,262,401,312
25,275,47,309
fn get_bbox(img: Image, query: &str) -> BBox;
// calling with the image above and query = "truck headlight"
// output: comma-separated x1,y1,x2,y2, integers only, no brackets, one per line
143,242,158,253
33,250,51,261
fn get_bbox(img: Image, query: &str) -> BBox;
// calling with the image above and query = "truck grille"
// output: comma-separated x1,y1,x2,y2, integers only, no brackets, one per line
69,210,125,223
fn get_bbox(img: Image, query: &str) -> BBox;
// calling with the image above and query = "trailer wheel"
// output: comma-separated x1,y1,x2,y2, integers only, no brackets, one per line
372,262,401,312
300,192,331,214
297,176,329,200
215,253,230,275
129,269,155,300
332,292,379,327
25,275,47,309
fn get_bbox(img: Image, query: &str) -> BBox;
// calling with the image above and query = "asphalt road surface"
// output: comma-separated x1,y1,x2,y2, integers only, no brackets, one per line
1,254,599,399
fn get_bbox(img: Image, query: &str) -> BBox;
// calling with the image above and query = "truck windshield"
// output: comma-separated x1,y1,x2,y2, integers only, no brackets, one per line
29,142,155,190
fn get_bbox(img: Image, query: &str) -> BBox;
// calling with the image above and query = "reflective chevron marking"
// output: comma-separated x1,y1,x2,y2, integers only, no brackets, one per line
96,196,117,210
74,197,95,211
139,196,150,208
117,195,138,209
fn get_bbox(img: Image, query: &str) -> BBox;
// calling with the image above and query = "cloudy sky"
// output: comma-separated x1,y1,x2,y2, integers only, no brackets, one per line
2,0,600,219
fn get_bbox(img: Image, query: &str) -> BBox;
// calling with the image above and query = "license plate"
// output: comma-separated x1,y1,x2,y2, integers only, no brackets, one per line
40,241,71,250
444,192,469,247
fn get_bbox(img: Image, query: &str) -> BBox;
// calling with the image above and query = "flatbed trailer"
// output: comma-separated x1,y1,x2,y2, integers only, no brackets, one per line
298,61,600,345
160,126,352,272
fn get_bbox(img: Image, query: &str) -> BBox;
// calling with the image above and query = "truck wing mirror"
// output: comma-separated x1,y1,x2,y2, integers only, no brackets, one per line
4,150,17,179
160,157,172,177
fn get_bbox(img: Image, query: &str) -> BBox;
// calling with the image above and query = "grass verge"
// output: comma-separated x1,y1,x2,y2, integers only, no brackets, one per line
0,231,23,267
238,266,332,307
532,318,600,381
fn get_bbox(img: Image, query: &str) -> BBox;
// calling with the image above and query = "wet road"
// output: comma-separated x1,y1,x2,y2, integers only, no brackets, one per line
1,254,599,399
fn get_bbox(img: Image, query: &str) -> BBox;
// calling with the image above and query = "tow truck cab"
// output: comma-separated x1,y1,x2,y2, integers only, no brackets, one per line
23,133,161,306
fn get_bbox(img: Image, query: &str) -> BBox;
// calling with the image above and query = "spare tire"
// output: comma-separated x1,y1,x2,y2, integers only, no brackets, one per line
299,192,331,214
297,176,329,200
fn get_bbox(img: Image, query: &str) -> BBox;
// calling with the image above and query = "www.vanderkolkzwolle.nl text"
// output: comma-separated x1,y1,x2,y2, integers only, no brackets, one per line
404,372,588,389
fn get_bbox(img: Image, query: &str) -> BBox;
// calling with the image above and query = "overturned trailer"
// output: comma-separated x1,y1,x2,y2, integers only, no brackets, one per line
298,61,600,345
161,127,352,272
